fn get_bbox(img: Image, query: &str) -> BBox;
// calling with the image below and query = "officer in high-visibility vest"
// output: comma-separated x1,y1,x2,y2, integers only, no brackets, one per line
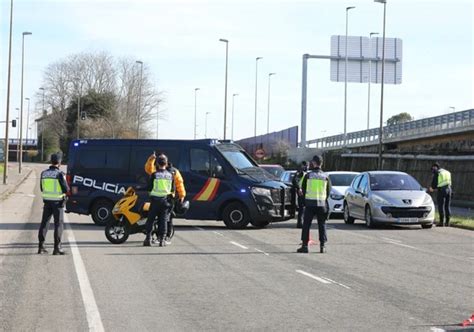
38,153,69,255
429,162,452,227
297,155,331,254
293,161,308,229
144,153,175,247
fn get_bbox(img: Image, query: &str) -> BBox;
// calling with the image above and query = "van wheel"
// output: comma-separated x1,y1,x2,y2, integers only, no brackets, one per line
343,202,355,224
222,202,250,229
250,220,270,228
91,199,114,226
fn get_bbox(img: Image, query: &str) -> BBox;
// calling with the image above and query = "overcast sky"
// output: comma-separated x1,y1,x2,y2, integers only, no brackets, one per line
1,0,473,142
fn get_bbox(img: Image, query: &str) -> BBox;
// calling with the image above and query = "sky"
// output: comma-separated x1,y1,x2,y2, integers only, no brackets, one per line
1,0,473,143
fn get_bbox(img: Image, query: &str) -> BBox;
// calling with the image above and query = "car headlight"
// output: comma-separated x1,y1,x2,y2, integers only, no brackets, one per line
372,194,390,205
330,193,344,200
251,187,272,197
422,194,433,205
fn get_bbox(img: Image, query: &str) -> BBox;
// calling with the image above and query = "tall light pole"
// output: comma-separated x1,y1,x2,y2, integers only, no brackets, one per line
266,73,276,135
136,60,144,138
375,0,387,169
3,0,14,184
344,6,355,147
19,31,32,173
15,109,19,162
254,56,263,137
194,88,200,139
219,39,229,139
25,97,30,142
205,112,211,138
232,93,239,140
367,32,379,130
39,87,45,161
156,111,159,139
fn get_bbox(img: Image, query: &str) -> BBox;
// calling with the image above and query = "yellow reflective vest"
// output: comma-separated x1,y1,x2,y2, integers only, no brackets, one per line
150,170,173,198
437,169,452,188
41,168,66,201
302,169,329,207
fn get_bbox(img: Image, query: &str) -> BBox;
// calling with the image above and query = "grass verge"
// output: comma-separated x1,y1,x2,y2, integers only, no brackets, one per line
449,215,474,230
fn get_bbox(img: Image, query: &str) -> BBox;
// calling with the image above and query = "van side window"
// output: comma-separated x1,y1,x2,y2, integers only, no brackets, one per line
190,148,224,178
130,146,180,183
78,146,129,176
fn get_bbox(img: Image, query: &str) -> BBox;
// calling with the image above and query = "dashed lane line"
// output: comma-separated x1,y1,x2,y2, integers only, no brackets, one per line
229,241,248,250
254,248,270,256
66,215,105,332
296,270,332,284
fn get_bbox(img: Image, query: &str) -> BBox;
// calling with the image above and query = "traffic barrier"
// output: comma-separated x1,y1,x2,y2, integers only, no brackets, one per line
460,313,474,327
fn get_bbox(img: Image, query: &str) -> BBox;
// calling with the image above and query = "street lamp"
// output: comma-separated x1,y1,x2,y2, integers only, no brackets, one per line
25,97,30,142
136,60,144,138
344,6,355,147
39,87,45,161
254,56,263,137
232,93,239,140
19,31,32,173
194,88,200,139
15,109,19,162
367,32,379,130
3,0,14,184
375,0,387,169
266,73,276,135
219,39,229,139
205,112,211,138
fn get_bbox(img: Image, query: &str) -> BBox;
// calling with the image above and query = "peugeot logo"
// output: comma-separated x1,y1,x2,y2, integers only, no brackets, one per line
402,199,412,205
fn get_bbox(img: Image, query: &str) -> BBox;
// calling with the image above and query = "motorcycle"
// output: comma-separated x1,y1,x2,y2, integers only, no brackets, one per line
104,187,175,244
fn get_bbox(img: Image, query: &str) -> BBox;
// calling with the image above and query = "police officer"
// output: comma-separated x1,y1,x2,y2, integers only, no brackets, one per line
144,153,174,247
38,153,69,255
429,162,452,227
163,162,186,245
293,161,308,229
297,155,331,254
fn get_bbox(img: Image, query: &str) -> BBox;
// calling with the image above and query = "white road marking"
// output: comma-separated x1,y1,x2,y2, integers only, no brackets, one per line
65,215,105,332
320,277,351,289
213,231,224,236
430,328,446,332
385,240,417,250
254,248,270,256
381,237,402,243
296,270,331,284
229,241,248,250
194,226,205,231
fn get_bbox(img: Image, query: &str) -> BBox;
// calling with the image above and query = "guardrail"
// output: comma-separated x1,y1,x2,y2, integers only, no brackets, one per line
306,109,474,149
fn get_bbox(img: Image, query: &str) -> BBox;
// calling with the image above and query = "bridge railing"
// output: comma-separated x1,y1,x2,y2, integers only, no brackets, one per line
306,109,474,149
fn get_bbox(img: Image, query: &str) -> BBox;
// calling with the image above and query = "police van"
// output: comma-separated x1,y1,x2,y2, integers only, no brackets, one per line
66,139,294,229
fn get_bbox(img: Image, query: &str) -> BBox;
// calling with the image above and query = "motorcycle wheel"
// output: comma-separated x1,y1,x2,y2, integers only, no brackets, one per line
105,217,130,244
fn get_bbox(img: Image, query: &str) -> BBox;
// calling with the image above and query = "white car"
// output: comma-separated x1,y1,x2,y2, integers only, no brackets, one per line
326,171,360,217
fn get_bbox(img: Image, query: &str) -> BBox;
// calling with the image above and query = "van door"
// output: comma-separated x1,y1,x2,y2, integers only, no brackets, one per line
182,147,227,220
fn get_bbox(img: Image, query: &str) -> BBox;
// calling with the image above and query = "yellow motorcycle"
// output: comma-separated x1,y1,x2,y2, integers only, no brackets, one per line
104,187,174,244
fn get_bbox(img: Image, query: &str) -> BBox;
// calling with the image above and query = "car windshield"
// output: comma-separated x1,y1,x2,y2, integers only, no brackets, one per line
220,150,255,170
261,166,284,178
329,173,358,186
369,173,422,191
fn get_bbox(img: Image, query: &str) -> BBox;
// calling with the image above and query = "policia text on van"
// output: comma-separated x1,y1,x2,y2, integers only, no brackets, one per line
65,139,294,229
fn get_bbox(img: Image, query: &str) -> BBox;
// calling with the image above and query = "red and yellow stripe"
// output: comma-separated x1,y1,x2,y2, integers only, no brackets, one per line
193,178,221,201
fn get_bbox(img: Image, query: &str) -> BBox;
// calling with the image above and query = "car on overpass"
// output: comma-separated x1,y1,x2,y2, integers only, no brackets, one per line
343,171,435,228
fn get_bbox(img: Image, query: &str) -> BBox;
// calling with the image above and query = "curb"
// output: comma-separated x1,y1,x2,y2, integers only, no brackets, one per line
0,167,33,202
450,224,474,231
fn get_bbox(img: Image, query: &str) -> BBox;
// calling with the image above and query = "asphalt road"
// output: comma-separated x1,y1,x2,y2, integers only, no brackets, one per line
0,164,473,332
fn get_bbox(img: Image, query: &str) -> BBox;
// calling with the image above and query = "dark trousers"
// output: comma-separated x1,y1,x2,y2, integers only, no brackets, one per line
437,187,452,225
38,201,64,246
167,214,174,237
145,198,171,237
296,196,305,226
301,205,328,246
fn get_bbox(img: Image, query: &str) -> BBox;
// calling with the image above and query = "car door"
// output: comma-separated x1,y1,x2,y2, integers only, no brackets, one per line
345,174,362,216
352,174,369,218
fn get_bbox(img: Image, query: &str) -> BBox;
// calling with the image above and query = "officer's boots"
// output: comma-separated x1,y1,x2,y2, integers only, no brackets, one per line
320,245,327,254
159,236,166,247
53,243,65,255
296,244,309,253
143,234,152,247
37,242,48,254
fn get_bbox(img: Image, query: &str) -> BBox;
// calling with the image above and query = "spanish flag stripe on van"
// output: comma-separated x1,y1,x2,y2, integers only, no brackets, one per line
193,178,221,201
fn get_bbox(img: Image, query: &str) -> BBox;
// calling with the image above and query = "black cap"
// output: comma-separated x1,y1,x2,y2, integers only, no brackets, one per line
50,153,61,164
432,162,440,168
156,154,168,166
311,155,323,165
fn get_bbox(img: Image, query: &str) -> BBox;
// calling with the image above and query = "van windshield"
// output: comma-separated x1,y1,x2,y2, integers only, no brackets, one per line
221,150,255,170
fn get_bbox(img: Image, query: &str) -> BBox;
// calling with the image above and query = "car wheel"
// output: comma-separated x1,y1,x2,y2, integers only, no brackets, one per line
222,202,251,229
343,202,355,224
421,223,433,229
91,199,115,226
365,206,376,229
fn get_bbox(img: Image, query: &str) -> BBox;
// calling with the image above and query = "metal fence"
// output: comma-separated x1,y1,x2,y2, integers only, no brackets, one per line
306,109,474,149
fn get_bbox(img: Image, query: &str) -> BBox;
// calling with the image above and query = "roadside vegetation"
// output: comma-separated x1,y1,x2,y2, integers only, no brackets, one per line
449,215,474,230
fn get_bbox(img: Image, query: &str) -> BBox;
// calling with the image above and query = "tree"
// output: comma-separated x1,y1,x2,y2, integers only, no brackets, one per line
387,112,414,126
35,51,165,154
